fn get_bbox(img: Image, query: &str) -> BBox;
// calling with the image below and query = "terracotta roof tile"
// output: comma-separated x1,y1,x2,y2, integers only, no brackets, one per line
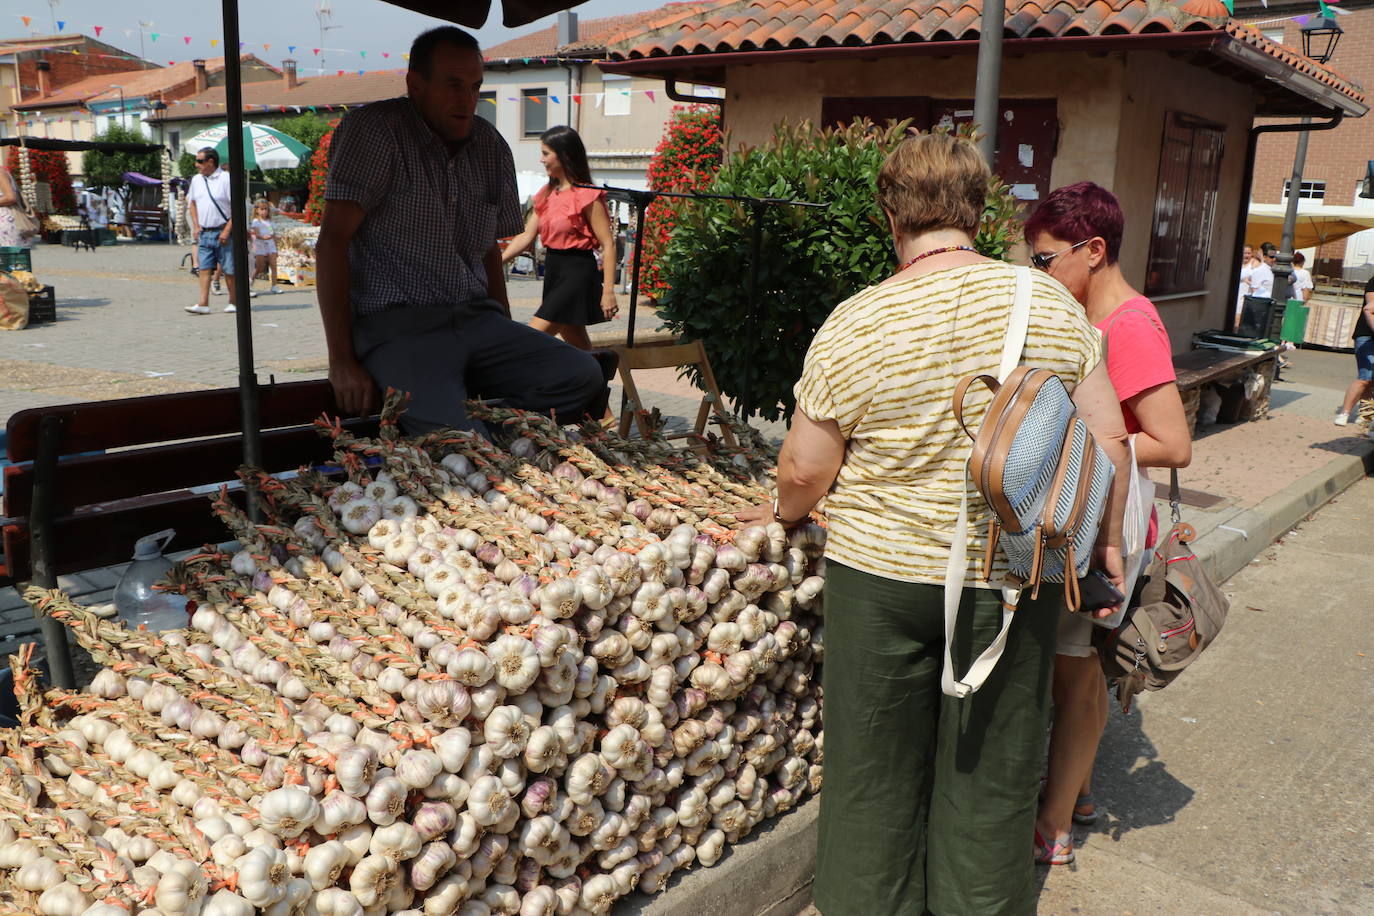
603,0,1363,106
485,4,717,60
151,69,408,123
15,56,273,109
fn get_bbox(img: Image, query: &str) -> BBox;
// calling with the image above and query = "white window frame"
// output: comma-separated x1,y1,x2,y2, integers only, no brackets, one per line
1261,27,1286,45
1282,178,1326,202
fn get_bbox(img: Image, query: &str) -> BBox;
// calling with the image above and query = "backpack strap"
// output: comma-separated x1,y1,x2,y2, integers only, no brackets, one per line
941,264,1035,698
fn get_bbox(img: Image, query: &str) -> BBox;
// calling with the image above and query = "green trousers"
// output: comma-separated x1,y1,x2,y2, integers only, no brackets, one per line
813,562,1059,916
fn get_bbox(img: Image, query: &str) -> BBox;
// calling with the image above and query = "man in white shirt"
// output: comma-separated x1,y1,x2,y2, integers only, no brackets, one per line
184,148,242,315
1250,242,1276,299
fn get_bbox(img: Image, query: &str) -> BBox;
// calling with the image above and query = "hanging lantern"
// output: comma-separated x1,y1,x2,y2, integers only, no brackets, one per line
1299,13,1343,64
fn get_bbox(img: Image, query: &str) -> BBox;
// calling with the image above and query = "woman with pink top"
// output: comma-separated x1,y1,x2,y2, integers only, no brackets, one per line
502,126,618,350
1025,182,1193,866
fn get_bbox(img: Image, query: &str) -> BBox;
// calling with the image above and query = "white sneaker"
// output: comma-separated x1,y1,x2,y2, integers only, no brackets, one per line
185,304,211,315
211,282,224,296
1333,410,1349,427
249,291,259,298
269,286,281,295
223,304,236,313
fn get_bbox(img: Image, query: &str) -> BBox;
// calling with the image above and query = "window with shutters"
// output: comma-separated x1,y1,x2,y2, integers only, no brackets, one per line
1144,112,1225,297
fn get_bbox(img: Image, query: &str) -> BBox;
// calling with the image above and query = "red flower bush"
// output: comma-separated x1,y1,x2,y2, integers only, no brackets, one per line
6,147,76,215
639,106,723,299
304,121,340,226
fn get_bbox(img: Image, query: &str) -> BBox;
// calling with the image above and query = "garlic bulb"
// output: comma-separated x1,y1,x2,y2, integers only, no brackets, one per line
259,787,320,839
234,846,290,907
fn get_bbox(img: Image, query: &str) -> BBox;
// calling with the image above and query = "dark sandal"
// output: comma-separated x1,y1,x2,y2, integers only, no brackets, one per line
1072,793,1099,826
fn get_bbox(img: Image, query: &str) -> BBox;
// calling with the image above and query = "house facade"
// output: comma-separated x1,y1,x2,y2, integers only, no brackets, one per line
1239,0,1374,281
0,34,157,139
149,63,407,162
483,9,720,198
10,55,278,174
603,0,1366,350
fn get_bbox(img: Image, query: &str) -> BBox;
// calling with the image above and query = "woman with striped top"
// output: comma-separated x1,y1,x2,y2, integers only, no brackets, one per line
742,132,1130,915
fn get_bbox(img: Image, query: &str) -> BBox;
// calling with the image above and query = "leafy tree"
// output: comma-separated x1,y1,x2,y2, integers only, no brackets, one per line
262,114,331,194
177,151,197,179
654,120,1025,422
82,125,159,191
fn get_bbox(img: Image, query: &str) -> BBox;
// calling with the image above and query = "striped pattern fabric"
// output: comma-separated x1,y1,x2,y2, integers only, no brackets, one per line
795,261,1102,586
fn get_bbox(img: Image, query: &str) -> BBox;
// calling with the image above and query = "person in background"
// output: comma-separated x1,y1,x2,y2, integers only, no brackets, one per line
740,132,1130,916
1025,182,1192,867
1236,244,1260,322
1333,274,1374,435
315,26,605,435
0,162,30,248
279,193,299,214
1290,251,1314,303
1251,242,1276,299
500,126,619,350
184,148,242,315
250,200,281,295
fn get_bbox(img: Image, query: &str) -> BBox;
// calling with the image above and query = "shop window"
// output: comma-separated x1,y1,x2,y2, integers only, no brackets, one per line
478,91,497,126
1144,112,1225,297
603,75,631,117
522,88,547,137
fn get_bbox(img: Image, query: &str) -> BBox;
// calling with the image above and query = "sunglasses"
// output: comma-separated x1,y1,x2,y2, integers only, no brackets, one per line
1030,238,1091,271
195,158,211,164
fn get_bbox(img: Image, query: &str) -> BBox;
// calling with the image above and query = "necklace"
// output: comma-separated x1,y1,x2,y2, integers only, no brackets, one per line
897,245,977,273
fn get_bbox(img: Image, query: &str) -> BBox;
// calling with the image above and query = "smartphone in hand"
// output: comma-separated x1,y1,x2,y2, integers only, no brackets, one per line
1078,569,1124,612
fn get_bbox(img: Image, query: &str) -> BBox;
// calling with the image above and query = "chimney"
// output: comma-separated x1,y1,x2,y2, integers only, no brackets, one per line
556,11,578,48
35,59,51,96
192,59,208,94
282,59,299,91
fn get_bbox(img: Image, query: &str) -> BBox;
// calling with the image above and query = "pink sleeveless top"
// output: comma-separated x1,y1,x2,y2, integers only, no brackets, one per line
534,185,606,251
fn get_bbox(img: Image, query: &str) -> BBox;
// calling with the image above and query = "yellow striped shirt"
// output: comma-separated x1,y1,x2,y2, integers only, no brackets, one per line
795,261,1103,586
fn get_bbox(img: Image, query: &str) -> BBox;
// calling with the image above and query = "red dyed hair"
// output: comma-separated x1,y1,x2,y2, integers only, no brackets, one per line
1024,181,1124,265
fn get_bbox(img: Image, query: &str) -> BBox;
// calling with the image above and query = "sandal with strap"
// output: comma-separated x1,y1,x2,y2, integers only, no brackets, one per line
1073,793,1098,826
1034,829,1075,866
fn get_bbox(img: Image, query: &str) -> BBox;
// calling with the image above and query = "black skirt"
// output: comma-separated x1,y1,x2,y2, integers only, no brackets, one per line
536,247,607,326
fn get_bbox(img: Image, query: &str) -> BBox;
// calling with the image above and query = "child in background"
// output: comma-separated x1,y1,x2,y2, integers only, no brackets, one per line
250,201,280,294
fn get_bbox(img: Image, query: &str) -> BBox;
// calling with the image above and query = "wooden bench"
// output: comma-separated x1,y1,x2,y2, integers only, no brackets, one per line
1,379,378,686
127,207,168,239
1172,348,1280,433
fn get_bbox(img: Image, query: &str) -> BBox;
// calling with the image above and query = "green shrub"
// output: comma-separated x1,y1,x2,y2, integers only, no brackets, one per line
654,120,1024,422
263,113,332,193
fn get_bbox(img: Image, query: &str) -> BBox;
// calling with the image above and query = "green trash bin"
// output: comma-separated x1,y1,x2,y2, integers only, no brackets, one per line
1280,298,1309,344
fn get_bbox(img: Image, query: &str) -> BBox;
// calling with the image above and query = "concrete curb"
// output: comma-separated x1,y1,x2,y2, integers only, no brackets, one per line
619,794,819,916
1192,441,1374,584
617,445,1374,916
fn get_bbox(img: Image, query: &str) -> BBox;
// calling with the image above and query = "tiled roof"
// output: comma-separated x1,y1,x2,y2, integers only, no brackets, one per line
15,56,271,109
152,69,408,123
483,5,713,60
603,0,1363,105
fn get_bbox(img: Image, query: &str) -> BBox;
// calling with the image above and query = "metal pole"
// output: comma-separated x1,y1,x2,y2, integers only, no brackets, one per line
741,202,764,419
1271,117,1311,313
221,0,262,521
973,0,1006,165
30,414,75,689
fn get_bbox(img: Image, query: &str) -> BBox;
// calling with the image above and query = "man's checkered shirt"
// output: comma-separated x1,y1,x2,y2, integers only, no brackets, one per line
325,97,524,315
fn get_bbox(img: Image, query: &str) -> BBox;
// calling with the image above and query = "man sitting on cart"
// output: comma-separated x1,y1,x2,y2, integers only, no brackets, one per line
315,26,605,435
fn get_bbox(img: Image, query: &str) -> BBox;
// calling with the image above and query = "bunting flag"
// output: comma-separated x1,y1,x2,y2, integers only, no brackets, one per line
93,25,102,36
211,39,218,47
20,15,30,26
150,32,159,41
183,36,191,44
288,45,296,54
382,52,389,58
264,43,270,51
646,90,655,102
314,48,321,55
572,94,582,104
56,20,65,30
550,95,559,104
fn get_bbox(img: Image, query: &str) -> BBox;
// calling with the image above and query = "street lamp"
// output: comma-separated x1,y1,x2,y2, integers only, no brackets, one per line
109,84,126,131
1269,16,1344,331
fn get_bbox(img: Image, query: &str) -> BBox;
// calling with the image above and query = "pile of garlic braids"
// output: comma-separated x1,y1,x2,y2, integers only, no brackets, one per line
12,402,826,916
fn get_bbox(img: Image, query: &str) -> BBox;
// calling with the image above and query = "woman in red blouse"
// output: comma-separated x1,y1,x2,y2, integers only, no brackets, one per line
502,126,619,349
1025,182,1193,867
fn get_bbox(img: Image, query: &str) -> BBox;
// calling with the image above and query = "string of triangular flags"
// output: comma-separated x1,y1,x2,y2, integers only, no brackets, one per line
9,12,610,69
1219,0,1349,18
13,85,668,125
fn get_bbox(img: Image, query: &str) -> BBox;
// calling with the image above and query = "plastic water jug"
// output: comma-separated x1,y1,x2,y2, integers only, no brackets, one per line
113,529,189,632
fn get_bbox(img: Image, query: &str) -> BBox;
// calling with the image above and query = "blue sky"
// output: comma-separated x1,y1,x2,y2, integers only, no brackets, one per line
5,0,664,75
